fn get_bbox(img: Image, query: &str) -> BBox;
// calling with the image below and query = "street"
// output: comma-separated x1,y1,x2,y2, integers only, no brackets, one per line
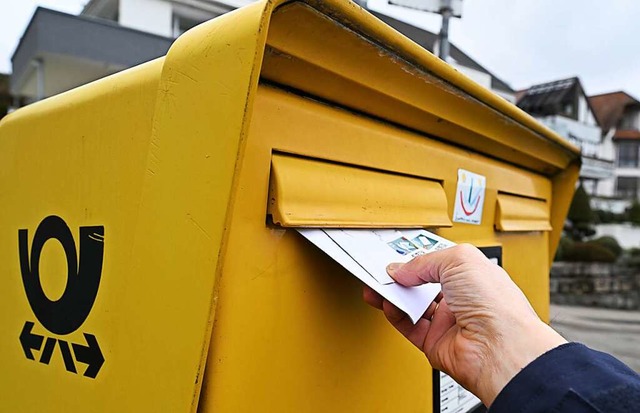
550,304,640,372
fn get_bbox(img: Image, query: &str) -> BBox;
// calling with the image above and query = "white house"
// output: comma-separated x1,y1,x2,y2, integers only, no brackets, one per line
10,0,248,103
590,91,640,213
82,0,254,38
516,77,614,195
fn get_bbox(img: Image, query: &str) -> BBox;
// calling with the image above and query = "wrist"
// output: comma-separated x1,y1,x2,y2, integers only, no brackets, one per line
475,319,567,406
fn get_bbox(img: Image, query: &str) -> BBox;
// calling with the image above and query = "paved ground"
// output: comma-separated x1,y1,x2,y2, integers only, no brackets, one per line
550,304,640,372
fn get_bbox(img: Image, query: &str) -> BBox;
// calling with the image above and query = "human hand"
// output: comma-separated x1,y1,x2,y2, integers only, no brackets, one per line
362,244,567,406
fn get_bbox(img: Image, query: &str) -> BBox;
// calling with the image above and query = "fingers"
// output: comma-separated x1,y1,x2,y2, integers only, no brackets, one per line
362,285,384,310
423,299,456,355
386,244,486,287
382,299,432,350
423,301,438,321
364,286,451,353
422,292,443,320
364,285,442,320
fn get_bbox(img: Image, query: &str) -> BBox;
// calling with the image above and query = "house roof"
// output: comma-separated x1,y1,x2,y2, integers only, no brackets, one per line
516,77,600,126
613,129,640,140
514,89,528,102
517,77,576,114
589,91,640,133
10,7,173,97
370,11,514,94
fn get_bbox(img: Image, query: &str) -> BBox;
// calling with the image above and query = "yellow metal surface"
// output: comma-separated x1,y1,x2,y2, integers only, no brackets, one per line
0,2,268,410
0,0,580,412
269,153,452,228
495,193,553,232
0,59,167,410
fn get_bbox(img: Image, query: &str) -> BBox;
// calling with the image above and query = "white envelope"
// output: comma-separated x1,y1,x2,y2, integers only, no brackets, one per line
298,228,452,323
322,229,411,285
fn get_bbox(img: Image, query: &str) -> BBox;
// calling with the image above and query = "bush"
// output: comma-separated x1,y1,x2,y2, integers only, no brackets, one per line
562,242,617,263
554,236,574,261
595,209,612,223
595,209,626,224
589,236,623,258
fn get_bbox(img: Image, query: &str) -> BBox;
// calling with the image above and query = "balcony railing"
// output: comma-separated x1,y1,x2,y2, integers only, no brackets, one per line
581,154,615,180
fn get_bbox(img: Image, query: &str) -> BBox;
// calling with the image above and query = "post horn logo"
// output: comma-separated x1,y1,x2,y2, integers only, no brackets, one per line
18,215,105,378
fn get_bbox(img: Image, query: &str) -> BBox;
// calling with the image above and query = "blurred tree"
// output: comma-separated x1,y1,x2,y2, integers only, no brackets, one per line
567,183,596,241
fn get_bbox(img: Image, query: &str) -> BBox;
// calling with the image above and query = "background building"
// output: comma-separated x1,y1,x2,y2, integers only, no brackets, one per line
590,91,640,212
516,77,614,194
11,6,171,104
82,0,252,38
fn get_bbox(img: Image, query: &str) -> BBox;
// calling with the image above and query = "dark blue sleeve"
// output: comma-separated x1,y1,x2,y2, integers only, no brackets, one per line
488,342,640,413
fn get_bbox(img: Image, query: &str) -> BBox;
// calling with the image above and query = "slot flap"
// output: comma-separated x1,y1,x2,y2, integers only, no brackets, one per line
495,192,552,232
268,154,451,228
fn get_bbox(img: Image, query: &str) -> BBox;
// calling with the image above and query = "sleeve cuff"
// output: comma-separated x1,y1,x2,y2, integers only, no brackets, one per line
489,342,591,413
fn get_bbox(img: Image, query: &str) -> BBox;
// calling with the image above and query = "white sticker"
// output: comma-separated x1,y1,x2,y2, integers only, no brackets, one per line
452,169,486,225
439,371,482,413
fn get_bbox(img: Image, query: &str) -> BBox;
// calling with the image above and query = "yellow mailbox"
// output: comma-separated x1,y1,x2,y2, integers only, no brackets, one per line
0,0,580,412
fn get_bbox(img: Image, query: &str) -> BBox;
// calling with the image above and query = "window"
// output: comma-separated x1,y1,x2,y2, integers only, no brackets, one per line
619,108,640,130
172,14,208,38
616,141,640,167
564,103,573,117
616,177,639,199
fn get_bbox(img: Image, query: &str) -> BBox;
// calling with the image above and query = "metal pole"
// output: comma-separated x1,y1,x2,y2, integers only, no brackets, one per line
438,0,452,61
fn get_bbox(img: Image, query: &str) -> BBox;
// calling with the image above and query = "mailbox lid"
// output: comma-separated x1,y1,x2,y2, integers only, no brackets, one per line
268,153,452,228
495,193,553,232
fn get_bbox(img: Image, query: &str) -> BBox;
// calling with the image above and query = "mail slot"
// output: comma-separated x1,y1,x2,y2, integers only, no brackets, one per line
0,1,580,412
268,153,451,228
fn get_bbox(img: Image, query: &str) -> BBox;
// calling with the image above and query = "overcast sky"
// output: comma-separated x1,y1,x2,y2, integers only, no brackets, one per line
1,0,639,98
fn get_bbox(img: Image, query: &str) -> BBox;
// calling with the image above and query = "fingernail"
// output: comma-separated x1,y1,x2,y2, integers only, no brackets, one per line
386,263,403,276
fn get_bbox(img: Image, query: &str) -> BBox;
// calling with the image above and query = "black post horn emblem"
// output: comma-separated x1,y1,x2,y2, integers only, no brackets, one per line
19,215,104,335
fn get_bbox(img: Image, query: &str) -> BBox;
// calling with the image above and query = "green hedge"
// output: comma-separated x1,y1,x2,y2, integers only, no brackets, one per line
555,235,620,263
562,242,617,263
595,209,626,224
590,236,623,258
594,201,640,225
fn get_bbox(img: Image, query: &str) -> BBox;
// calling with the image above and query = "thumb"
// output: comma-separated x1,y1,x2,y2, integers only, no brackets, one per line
386,254,441,287
387,244,477,287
